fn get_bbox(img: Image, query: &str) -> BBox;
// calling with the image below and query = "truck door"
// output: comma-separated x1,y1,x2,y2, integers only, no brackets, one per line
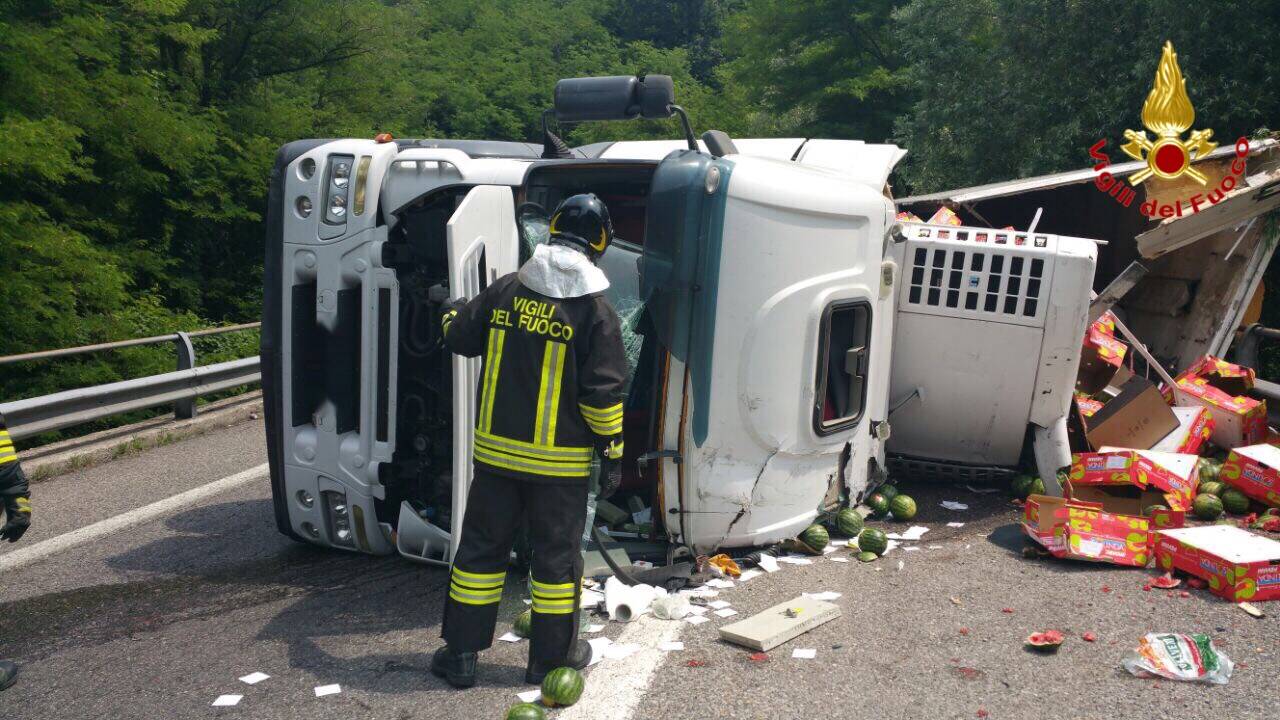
394,185,520,565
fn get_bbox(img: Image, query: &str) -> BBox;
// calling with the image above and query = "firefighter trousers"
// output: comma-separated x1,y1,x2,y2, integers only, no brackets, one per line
441,468,588,664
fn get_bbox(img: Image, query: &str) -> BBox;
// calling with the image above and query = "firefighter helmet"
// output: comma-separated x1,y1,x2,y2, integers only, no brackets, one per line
549,194,613,260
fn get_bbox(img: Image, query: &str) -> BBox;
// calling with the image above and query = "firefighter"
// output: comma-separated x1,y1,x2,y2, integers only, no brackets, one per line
1,411,32,691
431,193,627,689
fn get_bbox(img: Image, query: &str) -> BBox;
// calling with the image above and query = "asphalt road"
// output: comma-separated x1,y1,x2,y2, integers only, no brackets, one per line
1,420,1277,719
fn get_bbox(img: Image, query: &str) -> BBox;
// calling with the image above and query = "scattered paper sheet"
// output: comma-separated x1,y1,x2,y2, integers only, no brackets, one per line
829,556,850,563
603,643,641,660
927,545,943,550
886,525,929,541
708,600,732,610
802,591,842,601
498,632,523,643
821,545,838,554
239,672,270,685
713,608,739,618
588,637,613,665
517,689,542,703
659,641,684,651
882,540,901,555
523,599,532,605
212,695,243,707
686,605,708,616
757,555,780,573
941,501,969,511
681,586,719,598
792,648,817,659
777,557,812,565
896,560,905,572
587,624,605,633
686,615,710,625
706,578,735,589
314,685,341,698
947,522,965,528
904,546,920,552
737,569,763,582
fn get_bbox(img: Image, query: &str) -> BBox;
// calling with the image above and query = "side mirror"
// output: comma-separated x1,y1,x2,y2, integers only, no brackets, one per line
549,74,694,150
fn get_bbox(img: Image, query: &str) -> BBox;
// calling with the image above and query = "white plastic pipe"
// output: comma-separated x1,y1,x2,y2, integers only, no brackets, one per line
604,576,658,622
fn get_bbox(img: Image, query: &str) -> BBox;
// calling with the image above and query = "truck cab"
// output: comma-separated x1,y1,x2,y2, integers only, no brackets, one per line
261,75,905,562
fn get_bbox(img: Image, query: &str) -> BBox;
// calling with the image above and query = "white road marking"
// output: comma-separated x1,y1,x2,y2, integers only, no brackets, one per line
559,615,684,720
0,463,268,574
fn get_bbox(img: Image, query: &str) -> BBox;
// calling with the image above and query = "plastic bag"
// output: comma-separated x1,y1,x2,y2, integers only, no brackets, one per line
1121,633,1233,684
650,593,691,621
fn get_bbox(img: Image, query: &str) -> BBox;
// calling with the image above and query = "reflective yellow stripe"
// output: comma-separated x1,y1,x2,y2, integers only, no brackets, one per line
14,497,30,514
0,430,10,439
474,431,591,462
579,403,623,421
533,342,566,445
478,328,505,433
532,587,575,599
451,567,506,585
473,446,591,478
0,453,16,464
531,579,576,593
450,589,502,606
582,417,622,435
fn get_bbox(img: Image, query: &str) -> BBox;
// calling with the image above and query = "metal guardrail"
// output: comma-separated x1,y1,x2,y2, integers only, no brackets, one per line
0,323,261,441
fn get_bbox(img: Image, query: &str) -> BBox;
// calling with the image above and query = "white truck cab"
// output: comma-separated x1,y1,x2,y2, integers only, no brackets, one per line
261,75,905,562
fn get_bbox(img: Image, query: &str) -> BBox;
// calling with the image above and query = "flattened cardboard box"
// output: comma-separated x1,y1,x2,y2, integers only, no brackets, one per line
1023,495,1153,567
1165,354,1266,448
1220,444,1280,508
1154,525,1280,602
1149,406,1215,455
1080,373,1179,451
1068,448,1199,512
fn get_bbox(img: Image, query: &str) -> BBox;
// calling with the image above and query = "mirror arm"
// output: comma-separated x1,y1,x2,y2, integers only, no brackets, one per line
670,105,697,151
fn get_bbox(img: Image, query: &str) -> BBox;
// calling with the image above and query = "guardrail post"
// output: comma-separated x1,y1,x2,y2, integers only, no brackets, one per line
174,332,196,419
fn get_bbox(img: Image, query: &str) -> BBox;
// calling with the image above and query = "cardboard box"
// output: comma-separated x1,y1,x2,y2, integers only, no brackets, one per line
1080,373,1180,450
1075,392,1103,418
1077,312,1129,395
1165,355,1267,448
1068,448,1198,512
1220,444,1280,508
1154,525,1280,602
926,206,962,226
1149,406,1215,455
1023,495,1153,566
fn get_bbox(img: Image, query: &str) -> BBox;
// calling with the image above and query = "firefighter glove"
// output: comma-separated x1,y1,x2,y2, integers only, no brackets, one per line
1,495,30,543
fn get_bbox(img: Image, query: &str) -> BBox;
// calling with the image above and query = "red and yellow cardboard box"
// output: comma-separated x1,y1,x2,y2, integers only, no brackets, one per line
1165,355,1267,448
1023,495,1153,566
1149,406,1215,455
1077,312,1129,395
1219,444,1280,508
1154,525,1280,602
1067,448,1199,512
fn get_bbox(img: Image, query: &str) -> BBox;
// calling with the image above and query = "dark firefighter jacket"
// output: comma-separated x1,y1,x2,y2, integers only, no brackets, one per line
443,273,626,483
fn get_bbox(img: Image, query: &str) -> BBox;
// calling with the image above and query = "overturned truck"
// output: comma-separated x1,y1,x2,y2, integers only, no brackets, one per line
261,75,1280,564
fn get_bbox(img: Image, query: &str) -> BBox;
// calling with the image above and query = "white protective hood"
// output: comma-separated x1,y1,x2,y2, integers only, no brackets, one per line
517,242,610,299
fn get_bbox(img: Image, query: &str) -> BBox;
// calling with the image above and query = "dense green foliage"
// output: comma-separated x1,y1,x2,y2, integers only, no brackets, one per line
2,0,1279,433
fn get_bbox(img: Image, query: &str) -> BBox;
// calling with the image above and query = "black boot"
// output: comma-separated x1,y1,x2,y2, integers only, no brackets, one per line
430,646,477,688
525,639,591,685
0,660,17,691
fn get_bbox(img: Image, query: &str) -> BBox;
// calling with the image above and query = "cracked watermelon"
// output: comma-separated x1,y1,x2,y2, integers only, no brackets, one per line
834,508,864,537
540,667,584,708
889,494,917,521
858,528,888,556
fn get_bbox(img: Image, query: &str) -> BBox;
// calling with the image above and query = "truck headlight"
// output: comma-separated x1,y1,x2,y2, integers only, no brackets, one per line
323,491,356,547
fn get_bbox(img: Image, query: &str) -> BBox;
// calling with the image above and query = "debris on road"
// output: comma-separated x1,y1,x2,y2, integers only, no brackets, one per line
238,672,270,685
659,641,685,651
886,525,929,541
1026,630,1065,652
498,631,524,642
212,695,243,707
651,594,691,620
791,648,816,659
314,684,341,698
1238,602,1265,618
539,667,585,708
1083,632,1097,642
1150,575,1181,589
1121,633,1233,684
718,596,841,651
505,701,546,719
941,501,969,511
708,554,741,578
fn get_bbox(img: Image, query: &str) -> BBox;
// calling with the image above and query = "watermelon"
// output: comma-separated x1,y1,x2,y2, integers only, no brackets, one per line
506,702,547,720
1143,504,1168,516
799,524,830,553
1011,474,1034,498
858,528,889,556
1221,488,1250,515
856,550,878,562
1198,457,1222,484
1026,477,1046,497
867,493,890,517
540,667,584,708
1026,630,1064,652
835,508,864,537
1199,480,1226,497
513,609,532,638
1193,493,1224,520
889,494,917,521
878,484,900,501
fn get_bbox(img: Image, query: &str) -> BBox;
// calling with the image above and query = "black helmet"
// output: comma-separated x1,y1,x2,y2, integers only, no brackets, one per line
549,193,613,260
